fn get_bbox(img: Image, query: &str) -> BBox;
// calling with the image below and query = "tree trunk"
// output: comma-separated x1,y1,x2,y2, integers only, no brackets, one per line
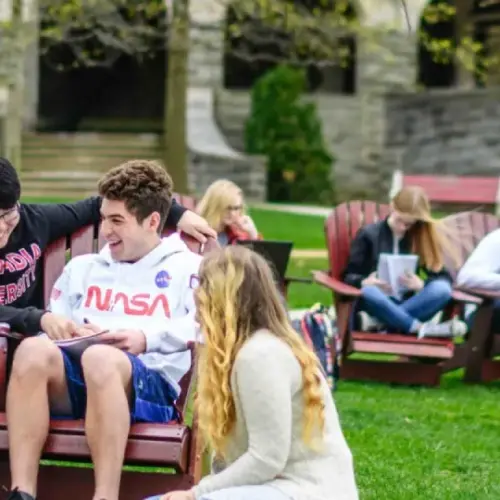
454,0,476,87
164,0,189,193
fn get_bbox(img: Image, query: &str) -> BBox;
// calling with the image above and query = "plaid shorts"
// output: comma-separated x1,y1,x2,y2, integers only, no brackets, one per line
57,348,179,424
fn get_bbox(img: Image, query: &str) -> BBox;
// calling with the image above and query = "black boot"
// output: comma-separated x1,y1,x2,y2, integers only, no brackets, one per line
4,488,35,500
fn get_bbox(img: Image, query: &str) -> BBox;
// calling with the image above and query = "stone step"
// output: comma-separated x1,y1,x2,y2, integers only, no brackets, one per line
21,189,93,200
22,179,98,192
21,153,164,172
21,132,165,173
23,132,162,148
22,170,102,180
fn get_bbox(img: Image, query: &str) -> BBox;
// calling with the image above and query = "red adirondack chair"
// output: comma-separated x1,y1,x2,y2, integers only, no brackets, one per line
442,211,500,383
312,201,481,386
0,210,218,499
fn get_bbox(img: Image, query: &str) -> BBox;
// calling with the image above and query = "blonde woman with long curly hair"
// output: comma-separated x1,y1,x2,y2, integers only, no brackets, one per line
146,246,358,500
344,185,466,338
196,179,260,246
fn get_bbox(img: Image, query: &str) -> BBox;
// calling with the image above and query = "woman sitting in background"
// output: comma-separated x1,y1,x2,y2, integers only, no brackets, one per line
196,179,260,246
145,246,358,500
344,185,467,339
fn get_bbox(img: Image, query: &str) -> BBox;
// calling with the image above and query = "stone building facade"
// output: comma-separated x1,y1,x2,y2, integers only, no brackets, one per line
186,0,428,201
15,0,500,201
186,0,500,201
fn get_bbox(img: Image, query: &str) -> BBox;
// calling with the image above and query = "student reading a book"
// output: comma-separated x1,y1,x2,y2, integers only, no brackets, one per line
5,160,204,500
343,186,467,339
144,246,358,500
196,179,261,246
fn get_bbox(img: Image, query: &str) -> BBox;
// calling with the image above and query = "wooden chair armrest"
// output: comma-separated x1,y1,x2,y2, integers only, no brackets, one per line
455,287,500,301
284,276,314,285
451,289,483,305
0,326,11,412
312,270,361,298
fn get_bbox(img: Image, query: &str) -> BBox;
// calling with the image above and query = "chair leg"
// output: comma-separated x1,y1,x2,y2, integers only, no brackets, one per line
341,359,442,386
464,302,495,383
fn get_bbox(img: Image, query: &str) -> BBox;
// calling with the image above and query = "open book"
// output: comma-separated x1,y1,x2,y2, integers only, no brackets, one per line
48,330,112,358
0,324,112,358
377,253,419,299
0,323,199,357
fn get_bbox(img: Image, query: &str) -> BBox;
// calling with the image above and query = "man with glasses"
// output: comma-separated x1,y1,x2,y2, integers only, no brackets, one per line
0,157,215,340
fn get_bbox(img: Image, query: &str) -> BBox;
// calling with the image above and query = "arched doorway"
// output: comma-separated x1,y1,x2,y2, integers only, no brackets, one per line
223,0,358,94
37,2,168,133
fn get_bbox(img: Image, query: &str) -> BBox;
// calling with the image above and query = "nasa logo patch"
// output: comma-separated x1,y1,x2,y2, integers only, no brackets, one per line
189,274,200,289
155,270,171,289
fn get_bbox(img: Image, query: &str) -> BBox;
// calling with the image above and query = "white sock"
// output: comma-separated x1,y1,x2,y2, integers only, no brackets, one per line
418,317,468,339
410,320,421,334
358,312,383,331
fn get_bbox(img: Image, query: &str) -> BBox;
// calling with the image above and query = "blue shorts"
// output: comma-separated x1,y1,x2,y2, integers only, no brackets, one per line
57,348,180,424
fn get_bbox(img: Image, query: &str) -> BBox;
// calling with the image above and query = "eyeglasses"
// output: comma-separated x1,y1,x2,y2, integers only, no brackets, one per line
227,204,243,212
0,203,19,225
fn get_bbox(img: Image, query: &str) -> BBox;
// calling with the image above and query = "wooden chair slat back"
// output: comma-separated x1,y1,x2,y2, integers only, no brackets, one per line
44,225,98,307
70,225,96,256
179,195,197,211
43,238,68,307
325,201,390,279
173,237,218,409
442,211,500,278
177,343,196,412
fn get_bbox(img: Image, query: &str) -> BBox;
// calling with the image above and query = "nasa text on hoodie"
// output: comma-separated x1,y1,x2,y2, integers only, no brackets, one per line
49,233,202,395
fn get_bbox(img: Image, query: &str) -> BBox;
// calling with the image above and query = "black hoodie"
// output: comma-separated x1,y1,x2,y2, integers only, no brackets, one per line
342,218,452,288
0,196,186,334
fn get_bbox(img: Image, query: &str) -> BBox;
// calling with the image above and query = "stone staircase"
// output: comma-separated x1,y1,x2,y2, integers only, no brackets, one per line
21,132,164,199
20,90,267,201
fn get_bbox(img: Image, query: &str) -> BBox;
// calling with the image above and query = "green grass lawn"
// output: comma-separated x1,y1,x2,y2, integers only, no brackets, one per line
286,257,330,308
248,208,325,249
339,373,500,499
24,197,500,498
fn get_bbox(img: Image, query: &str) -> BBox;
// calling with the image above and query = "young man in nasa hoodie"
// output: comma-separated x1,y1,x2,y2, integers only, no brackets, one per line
5,160,204,500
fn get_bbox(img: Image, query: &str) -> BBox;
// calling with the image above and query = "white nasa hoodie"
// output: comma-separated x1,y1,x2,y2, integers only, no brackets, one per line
48,233,202,395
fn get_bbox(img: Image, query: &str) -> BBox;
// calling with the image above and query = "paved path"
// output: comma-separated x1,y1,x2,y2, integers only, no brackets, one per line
251,202,330,217
291,249,328,258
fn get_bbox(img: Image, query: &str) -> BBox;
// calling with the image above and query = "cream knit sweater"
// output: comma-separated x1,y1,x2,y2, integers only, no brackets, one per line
191,329,359,500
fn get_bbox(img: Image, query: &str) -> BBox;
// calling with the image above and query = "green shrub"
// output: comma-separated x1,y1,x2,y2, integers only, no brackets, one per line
245,65,335,204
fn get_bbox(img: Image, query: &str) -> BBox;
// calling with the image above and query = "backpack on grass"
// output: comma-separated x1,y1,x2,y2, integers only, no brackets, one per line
292,303,341,391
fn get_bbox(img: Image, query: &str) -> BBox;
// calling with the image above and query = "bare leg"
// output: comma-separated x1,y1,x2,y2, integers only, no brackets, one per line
81,345,133,500
7,337,71,496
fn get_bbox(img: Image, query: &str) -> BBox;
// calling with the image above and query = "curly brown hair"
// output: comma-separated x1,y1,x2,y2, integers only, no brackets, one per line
98,159,173,231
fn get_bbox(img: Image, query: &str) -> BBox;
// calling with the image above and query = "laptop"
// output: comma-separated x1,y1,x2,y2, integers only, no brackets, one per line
236,240,294,283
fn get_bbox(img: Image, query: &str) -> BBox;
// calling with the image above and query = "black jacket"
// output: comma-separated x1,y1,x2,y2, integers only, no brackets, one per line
342,218,452,289
0,197,186,334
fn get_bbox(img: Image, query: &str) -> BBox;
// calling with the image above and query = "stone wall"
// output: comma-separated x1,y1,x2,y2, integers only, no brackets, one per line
214,88,363,200
380,87,500,196
212,29,420,202
188,151,267,201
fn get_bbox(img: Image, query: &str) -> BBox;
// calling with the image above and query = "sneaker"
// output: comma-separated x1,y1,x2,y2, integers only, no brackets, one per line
3,487,35,500
418,317,468,340
357,311,384,332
